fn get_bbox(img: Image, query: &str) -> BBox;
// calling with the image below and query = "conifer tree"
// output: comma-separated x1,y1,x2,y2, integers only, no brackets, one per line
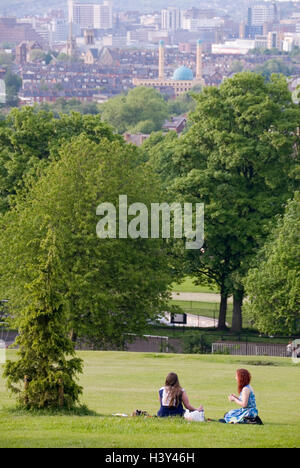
4,225,83,409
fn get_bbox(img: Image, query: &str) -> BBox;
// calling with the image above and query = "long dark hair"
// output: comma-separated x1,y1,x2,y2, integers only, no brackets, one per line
165,372,183,407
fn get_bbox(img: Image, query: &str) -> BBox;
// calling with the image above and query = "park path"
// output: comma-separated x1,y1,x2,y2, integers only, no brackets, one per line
171,292,233,303
164,311,218,328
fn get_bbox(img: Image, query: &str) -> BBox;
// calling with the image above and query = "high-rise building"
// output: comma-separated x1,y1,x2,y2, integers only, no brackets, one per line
50,19,69,44
247,2,278,27
68,0,113,30
161,7,181,31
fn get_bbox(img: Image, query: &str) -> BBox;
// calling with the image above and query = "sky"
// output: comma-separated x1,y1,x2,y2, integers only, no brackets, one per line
0,0,296,20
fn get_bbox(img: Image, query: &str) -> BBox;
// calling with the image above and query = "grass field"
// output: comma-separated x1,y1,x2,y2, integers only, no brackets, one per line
172,277,218,294
0,351,300,448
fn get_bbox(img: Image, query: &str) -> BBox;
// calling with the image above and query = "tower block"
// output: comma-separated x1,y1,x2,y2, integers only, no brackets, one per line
159,40,165,80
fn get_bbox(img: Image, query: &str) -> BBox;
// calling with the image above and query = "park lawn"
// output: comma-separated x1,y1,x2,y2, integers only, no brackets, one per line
0,351,299,448
172,277,218,294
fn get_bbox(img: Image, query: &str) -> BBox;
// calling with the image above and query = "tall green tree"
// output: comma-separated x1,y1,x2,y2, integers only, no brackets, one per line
0,134,176,348
3,225,83,409
146,73,300,331
244,193,300,336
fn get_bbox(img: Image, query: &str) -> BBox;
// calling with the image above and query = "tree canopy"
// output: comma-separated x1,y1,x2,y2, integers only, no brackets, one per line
99,86,169,134
244,193,300,336
0,132,176,348
0,107,119,213
143,72,300,331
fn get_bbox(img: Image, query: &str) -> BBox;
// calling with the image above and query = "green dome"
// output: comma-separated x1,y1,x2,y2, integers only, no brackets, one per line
172,66,194,81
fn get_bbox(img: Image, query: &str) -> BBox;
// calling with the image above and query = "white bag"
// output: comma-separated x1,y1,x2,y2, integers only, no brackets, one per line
184,410,205,422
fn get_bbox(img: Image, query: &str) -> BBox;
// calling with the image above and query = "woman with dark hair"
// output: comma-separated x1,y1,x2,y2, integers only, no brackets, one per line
157,372,203,418
221,369,261,424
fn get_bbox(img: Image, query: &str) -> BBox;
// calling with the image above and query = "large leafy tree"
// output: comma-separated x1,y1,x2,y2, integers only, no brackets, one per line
0,134,175,349
145,73,300,331
244,193,300,336
0,107,118,213
100,87,169,134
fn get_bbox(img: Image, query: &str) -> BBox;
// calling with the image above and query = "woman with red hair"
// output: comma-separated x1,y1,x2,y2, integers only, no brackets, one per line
221,369,261,424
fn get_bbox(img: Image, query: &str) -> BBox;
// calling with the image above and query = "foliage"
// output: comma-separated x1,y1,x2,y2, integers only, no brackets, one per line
0,53,13,67
37,98,100,117
0,133,176,348
244,193,300,335
0,107,118,213
99,87,169,134
3,227,83,409
182,333,210,354
253,59,294,80
248,48,286,56
144,72,300,331
3,71,22,107
167,91,196,116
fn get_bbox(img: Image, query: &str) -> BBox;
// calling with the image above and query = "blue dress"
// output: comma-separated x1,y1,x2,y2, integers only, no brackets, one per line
224,385,258,424
157,386,185,417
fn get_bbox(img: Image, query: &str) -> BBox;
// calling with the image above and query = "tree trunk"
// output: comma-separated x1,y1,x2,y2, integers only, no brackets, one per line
231,289,244,333
218,289,228,330
69,330,77,343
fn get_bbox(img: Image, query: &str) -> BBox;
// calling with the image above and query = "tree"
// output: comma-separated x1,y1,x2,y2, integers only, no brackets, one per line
100,87,169,134
0,134,176,349
3,226,83,409
253,59,294,81
0,107,118,213
4,70,22,107
145,73,300,331
244,193,300,336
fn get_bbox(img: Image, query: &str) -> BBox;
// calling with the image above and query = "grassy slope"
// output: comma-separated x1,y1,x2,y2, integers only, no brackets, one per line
0,351,299,448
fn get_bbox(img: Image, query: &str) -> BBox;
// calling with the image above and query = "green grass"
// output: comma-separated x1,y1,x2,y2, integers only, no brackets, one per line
172,277,218,293
1,351,300,448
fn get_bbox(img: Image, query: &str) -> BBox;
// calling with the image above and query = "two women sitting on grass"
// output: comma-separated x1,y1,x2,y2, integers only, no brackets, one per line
157,369,262,425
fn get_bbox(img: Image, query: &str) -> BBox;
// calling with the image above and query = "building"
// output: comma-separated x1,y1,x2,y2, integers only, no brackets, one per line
161,7,181,31
162,116,187,134
212,39,256,55
0,17,45,46
50,19,69,45
127,30,149,46
15,41,43,64
245,2,278,38
132,40,204,97
68,0,113,30
248,2,278,27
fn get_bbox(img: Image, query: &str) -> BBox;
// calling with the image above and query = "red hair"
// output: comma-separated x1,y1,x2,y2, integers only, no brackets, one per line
236,369,251,394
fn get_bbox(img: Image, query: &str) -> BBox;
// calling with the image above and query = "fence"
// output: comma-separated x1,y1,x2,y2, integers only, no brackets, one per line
125,334,183,354
1,328,298,357
212,341,289,357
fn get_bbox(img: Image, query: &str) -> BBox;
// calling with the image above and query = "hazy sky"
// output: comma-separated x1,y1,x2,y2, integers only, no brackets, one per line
0,0,293,22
